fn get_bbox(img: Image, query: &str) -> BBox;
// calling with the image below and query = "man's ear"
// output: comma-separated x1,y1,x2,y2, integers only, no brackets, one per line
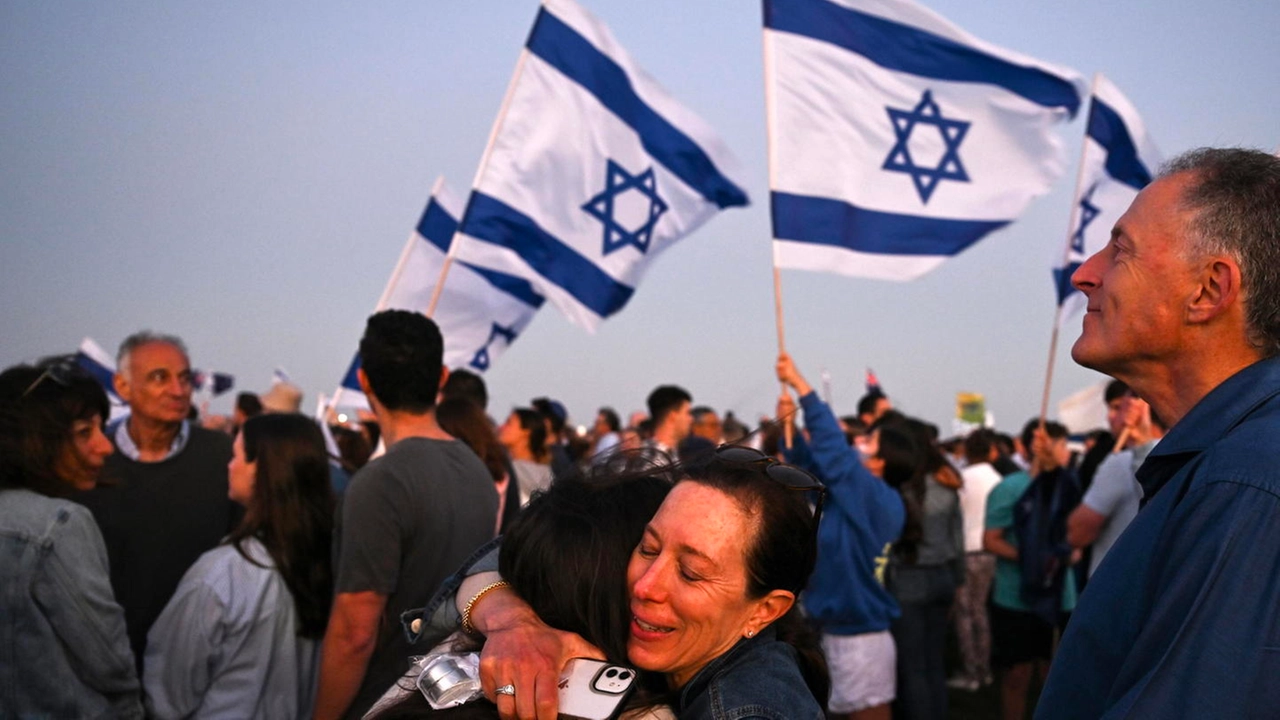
112,372,131,404
356,368,372,398
437,366,451,392
1187,257,1242,324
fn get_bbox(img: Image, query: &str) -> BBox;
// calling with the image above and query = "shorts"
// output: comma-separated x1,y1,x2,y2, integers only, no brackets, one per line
821,630,896,713
990,604,1059,668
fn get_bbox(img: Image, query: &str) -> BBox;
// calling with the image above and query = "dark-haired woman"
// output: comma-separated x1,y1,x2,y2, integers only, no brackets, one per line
879,418,964,720
498,408,551,506
370,462,676,719
437,397,511,536
0,358,143,718
143,413,335,718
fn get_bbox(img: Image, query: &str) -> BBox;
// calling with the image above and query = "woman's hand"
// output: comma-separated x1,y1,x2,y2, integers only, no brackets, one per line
475,587,606,720
776,353,813,397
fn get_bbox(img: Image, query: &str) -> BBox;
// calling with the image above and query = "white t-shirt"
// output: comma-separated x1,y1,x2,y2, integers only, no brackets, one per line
958,462,1002,552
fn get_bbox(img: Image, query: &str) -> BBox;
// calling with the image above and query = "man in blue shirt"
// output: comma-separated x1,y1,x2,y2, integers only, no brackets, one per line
1036,148,1280,718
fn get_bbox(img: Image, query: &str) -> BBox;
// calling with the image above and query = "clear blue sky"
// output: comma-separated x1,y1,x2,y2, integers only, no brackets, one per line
3,0,1277,433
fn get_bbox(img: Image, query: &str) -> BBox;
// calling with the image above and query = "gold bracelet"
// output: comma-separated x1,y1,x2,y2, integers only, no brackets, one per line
461,580,510,635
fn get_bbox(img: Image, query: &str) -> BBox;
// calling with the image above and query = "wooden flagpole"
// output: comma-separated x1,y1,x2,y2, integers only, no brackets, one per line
426,38,533,318
1039,73,1099,425
762,16,793,449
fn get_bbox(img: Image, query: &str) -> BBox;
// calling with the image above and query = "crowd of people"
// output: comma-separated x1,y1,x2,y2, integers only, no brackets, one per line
2,146,1278,720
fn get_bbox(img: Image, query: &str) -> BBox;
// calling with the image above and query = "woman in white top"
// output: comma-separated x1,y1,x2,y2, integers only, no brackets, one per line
144,413,335,719
498,407,552,505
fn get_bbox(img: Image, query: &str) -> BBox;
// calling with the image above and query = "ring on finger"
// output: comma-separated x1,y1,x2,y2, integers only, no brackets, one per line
495,684,516,697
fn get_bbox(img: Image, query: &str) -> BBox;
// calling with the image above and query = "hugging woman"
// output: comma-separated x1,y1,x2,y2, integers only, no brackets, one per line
407,448,829,720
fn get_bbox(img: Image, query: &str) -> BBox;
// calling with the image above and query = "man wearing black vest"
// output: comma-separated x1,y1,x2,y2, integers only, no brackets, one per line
75,331,236,672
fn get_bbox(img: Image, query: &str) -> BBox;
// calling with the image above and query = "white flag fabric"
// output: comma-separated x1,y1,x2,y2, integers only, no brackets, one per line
450,0,749,331
75,337,130,421
765,0,1086,280
333,179,544,410
1055,73,1161,319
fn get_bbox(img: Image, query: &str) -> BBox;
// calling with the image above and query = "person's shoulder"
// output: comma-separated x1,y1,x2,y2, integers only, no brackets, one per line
182,540,275,594
1,488,92,536
1192,409,1280,497
702,638,821,719
990,471,1030,499
187,424,233,453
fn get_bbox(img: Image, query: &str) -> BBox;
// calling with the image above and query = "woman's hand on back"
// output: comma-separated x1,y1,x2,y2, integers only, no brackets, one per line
475,586,606,720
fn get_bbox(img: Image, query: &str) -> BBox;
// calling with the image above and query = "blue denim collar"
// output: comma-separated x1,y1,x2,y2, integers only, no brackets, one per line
1137,356,1280,497
675,627,774,709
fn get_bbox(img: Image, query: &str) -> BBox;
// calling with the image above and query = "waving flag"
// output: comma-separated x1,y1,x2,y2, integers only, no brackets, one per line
333,179,544,409
765,0,1085,281
450,0,749,331
193,370,235,396
75,337,130,420
1055,73,1161,319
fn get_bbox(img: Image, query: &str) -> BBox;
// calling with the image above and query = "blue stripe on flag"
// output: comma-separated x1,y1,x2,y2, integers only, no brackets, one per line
764,0,1081,116
416,198,460,253
74,352,118,398
462,192,634,318
527,8,750,209
460,262,547,309
341,354,361,392
772,192,1009,256
1054,262,1081,305
1087,97,1153,191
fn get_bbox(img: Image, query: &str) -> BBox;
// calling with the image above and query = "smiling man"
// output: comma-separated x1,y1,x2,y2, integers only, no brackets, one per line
75,331,236,672
1036,149,1280,718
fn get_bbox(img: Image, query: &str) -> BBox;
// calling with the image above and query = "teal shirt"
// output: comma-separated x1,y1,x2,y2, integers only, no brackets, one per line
984,471,1077,612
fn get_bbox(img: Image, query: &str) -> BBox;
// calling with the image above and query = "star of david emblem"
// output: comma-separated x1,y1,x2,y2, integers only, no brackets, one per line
882,90,971,204
582,159,668,256
1071,184,1101,254
469,323,519,372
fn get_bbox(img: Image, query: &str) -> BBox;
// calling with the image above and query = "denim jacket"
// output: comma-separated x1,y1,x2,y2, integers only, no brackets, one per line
674,627,822,720
0,488,143,718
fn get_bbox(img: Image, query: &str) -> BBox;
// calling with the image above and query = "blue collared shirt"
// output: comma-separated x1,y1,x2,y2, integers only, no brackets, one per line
1036,356,1280,719
110,418,190,462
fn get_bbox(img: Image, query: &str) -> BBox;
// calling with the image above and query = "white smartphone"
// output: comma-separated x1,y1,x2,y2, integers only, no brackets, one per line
557,657,638,720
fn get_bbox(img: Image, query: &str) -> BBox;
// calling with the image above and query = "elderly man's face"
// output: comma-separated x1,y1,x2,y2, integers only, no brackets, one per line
1071,173,1201,377
117,341,193,425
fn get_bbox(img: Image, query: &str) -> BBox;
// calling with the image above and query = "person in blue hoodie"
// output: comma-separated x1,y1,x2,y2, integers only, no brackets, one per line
777,353,906,720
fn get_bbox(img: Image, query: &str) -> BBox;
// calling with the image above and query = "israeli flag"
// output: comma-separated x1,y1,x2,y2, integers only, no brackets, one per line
333,179,544,409
1055,73,1161,319
765,0,1086,280
450,0,749,331
193,370,235,396
75,337,130,421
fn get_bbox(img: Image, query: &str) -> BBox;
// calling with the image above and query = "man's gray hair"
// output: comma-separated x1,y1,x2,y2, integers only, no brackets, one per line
117,331,189,374
1163,148,1280,357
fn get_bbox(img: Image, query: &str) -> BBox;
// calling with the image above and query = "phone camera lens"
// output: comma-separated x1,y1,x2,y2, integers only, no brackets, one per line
605,668,618,678
619,671,632,680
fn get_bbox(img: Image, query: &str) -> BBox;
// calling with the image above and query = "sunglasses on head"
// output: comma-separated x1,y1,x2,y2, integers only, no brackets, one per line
711,444,826,521
22,358,79,398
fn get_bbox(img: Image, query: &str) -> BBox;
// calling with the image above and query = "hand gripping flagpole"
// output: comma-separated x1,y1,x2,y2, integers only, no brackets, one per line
1039,73,1099,425
762,13,792,449
426,24,535,318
